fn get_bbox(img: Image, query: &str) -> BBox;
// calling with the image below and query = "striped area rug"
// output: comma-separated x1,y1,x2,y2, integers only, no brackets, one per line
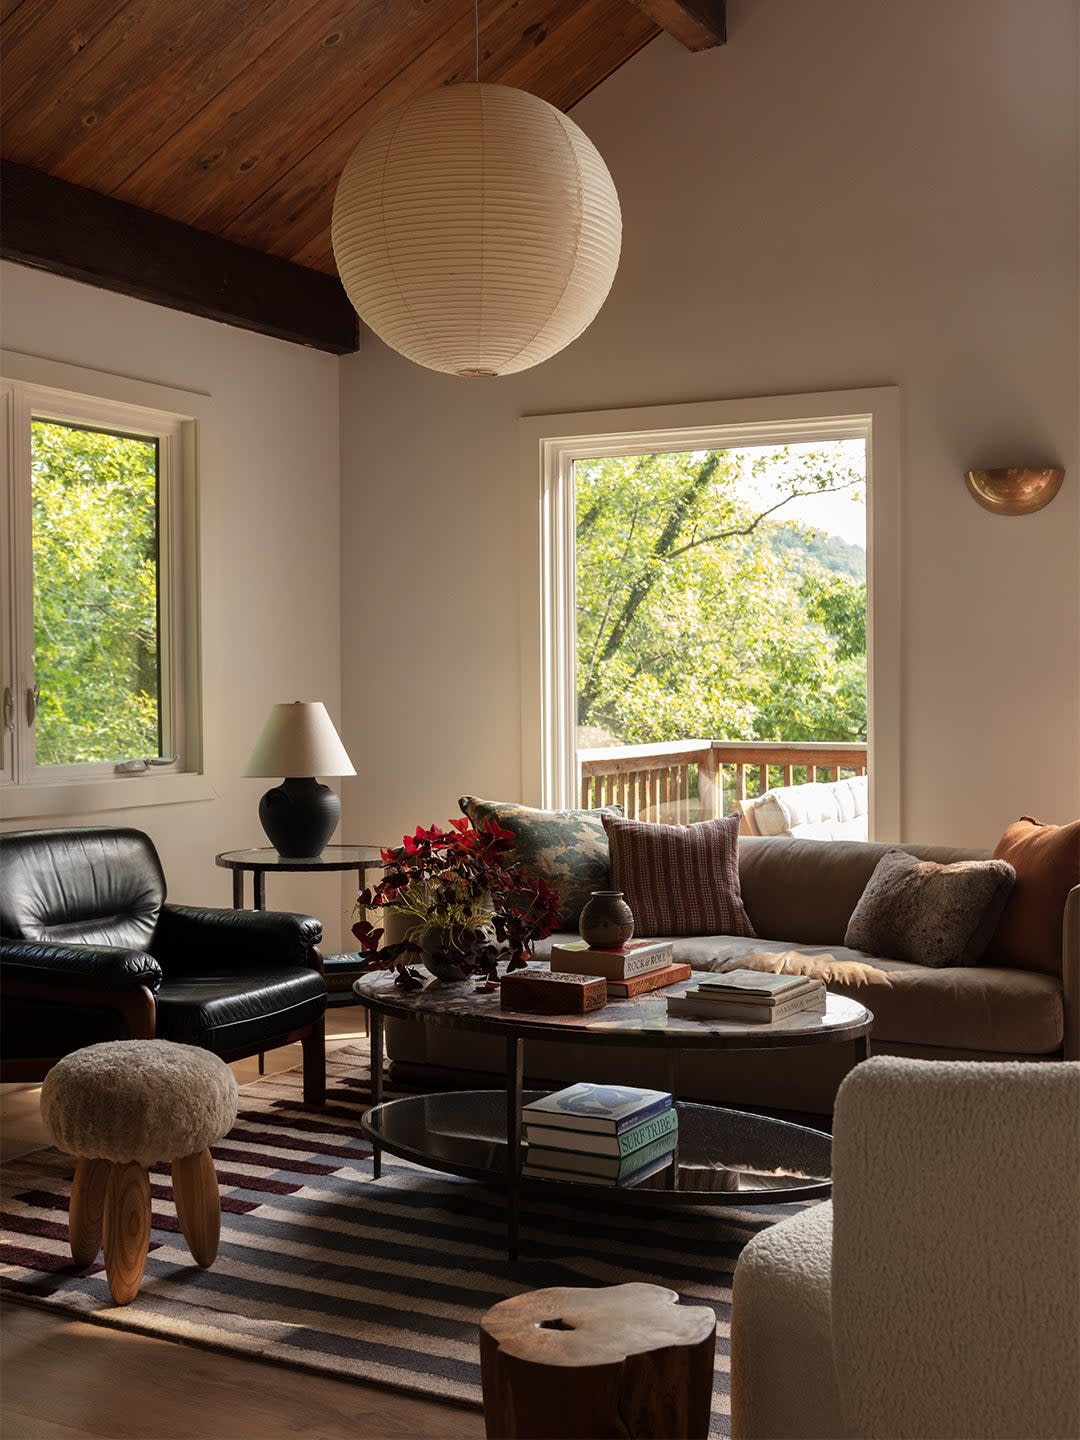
1,1045,808,1437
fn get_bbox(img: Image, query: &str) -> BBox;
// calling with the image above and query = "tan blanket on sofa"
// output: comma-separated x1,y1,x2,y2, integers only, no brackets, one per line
720,949,894,989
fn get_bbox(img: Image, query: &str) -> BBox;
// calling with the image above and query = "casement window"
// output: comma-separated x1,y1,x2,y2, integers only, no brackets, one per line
1,360,205,815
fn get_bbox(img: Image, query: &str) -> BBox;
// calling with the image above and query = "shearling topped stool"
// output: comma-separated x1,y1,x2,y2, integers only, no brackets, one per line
41,1039,239,1305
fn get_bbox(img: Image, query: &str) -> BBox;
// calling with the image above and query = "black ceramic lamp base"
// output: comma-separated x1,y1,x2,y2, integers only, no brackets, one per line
258,777,340,858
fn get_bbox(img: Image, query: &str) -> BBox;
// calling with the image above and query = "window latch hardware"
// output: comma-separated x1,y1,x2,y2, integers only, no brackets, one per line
26,684,40,725
2,687,13,732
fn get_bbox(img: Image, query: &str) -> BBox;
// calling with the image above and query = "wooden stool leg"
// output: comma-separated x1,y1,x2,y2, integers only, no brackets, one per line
171,1148,221,1267
69,1157,110,1267
103,1162,151,1306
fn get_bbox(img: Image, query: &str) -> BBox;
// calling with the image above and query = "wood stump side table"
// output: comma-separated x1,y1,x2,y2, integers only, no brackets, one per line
480,1282,716,1439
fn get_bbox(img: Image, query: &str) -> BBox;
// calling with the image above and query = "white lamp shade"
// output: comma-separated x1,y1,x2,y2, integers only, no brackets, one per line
331,82,621,377
245,702,356,778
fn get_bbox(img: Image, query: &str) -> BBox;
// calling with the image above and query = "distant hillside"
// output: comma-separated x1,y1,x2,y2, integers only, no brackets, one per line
768,522,866,579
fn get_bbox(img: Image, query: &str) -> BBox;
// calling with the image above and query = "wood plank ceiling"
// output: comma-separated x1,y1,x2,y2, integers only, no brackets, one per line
0,0,725,348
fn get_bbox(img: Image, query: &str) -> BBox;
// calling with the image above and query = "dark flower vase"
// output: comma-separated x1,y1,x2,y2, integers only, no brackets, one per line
578,890,634,950
419,927,479,983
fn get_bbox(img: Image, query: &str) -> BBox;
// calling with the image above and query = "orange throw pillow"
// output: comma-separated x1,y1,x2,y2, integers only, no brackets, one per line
988,817,1080,975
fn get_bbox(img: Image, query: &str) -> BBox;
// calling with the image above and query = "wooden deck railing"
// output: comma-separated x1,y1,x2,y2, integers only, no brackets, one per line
579,739,868,823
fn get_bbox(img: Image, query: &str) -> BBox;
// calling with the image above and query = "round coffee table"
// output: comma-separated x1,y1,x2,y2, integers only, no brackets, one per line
353,969,873,1259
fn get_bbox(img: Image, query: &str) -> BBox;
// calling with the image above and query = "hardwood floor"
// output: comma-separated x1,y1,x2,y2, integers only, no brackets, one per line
1,1010,485,1440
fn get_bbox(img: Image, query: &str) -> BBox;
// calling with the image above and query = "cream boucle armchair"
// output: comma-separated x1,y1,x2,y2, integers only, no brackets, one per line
731,1055,1080,1440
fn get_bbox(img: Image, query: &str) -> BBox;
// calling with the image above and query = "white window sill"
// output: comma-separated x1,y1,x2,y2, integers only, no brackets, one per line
0,772,216,820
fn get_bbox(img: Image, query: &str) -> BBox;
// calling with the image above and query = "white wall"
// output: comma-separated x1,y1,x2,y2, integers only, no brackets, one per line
0,264,352,946
339,0,1080,850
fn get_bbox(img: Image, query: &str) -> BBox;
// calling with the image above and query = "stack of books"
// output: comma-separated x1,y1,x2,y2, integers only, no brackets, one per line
666,968,827,1023
550,938,692,997
521,1082,678,1186
321,952,370,993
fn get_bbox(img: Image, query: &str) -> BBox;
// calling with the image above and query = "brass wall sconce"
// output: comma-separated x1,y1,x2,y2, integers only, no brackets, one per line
964,467,1065,516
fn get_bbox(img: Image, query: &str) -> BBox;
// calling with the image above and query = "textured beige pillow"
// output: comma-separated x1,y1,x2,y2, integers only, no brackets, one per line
844,849,1015,968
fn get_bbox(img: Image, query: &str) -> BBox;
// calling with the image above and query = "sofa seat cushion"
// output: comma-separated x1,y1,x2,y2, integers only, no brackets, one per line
716,946,1063,1056
532,933,1062,1054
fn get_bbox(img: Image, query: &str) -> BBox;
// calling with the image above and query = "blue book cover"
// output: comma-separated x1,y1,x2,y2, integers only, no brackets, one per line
521,1082,672,1135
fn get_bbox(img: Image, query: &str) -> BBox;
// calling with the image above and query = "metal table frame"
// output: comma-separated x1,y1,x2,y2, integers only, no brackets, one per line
214,845,385,911
216,845,385,1066
358,981,871,1260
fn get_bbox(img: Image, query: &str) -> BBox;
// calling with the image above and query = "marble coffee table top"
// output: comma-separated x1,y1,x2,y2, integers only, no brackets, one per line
353,964,872,1051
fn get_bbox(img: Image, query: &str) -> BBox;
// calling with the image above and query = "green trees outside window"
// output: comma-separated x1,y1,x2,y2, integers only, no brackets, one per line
30,419,161,766
575,443,867,748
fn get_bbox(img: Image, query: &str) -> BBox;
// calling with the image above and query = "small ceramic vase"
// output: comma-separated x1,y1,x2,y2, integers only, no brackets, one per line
578,890,634,950
419,927,476,983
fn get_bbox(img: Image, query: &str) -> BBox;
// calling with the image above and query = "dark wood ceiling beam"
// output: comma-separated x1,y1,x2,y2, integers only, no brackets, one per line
626,0,725,51
0,161,357,354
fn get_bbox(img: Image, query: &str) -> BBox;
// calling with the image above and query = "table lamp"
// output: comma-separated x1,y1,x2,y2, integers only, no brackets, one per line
245,701,356,858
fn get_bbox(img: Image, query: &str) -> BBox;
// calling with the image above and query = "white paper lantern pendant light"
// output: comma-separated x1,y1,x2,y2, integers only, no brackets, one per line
331,18,621,378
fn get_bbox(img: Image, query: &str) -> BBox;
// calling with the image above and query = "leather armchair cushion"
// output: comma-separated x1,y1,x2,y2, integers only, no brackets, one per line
0,937,162,992
0,827,165,949
155,967,326,1054
152,904,322,974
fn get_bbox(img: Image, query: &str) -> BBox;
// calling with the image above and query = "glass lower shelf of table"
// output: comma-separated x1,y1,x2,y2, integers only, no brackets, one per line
361,1090,831,1206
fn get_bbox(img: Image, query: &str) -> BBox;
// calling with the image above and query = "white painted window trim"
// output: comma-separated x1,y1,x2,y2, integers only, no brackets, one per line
519,387,902,842
0,351,213,819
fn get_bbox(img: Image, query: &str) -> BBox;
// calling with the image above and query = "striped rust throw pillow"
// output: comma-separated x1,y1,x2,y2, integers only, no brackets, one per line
602,812,756,939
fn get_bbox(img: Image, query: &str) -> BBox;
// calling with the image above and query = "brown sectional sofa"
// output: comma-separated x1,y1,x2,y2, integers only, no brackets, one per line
385,837,1080,1114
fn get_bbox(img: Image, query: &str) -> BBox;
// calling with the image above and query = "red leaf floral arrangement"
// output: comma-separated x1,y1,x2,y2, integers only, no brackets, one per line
352,817,561,989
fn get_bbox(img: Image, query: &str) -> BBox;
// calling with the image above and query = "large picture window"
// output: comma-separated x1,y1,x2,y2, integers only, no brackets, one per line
521,388,901,840
1,371,199,799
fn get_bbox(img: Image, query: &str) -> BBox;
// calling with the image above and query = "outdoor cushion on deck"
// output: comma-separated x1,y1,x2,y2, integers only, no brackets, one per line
740,776,868,842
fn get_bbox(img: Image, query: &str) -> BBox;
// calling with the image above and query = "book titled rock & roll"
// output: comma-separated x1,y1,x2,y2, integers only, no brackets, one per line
549,938,675,981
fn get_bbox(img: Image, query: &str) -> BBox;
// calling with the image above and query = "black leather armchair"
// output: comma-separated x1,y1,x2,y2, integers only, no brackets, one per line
0,826,327,1103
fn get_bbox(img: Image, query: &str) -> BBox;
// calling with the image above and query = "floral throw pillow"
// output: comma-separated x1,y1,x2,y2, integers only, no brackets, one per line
458,796,622,930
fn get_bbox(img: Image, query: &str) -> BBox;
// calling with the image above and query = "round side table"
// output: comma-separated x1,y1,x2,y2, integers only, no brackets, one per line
216,845,386,1061
214,845,385,910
